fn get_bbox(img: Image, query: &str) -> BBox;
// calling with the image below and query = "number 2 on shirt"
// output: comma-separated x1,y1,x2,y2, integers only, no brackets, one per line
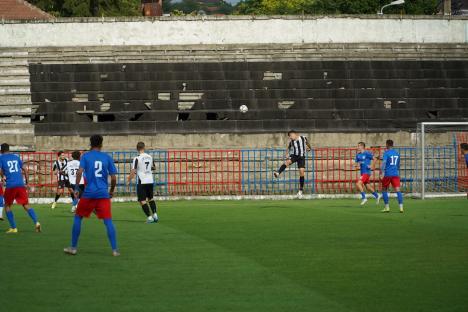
390,155,399,166
95,161,103,177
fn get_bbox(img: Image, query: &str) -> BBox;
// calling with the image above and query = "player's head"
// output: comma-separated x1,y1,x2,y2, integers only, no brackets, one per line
90,134,103,150
57,151,65,160
71,150,81,160
386,139,394,149
357,142,366,151
460,143,468,155
0,143,9,154
136,141,145,152
288,130,298,140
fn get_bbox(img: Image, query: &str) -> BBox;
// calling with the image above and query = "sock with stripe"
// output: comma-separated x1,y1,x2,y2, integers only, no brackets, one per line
372,192,379,199
27,208,38,224
6,210,17,229
104,218,117,251
360,192,366,199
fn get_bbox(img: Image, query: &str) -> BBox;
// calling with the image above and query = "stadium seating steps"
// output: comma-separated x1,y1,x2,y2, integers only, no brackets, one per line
1,43,468,140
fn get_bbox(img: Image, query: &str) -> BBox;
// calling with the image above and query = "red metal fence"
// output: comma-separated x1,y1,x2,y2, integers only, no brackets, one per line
314,148,383,194
456,133,468,191
167,150,242,195
3,144,464,197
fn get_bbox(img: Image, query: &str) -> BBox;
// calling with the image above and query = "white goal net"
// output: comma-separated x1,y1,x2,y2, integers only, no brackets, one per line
415,122,468,199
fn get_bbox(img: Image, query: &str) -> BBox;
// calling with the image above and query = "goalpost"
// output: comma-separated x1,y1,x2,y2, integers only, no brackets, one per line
416,122,468,199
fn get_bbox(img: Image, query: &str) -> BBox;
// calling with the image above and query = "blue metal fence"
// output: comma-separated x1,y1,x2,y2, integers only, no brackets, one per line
101,145,465,196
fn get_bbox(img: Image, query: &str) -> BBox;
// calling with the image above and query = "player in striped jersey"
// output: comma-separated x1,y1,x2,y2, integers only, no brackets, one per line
127,142,158,223
274,130,311,197
51,151,75,210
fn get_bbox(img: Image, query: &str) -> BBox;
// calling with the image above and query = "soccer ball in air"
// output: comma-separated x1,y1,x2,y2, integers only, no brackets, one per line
239,105,249,113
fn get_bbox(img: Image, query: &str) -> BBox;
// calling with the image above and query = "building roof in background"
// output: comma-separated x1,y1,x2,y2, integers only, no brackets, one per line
0,0,53,20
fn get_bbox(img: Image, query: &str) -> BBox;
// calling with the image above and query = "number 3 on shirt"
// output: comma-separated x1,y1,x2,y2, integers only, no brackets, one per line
95,161,103,177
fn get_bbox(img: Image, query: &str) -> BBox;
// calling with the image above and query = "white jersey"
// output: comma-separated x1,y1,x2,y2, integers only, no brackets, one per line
132,152,154,184
67,160,84,185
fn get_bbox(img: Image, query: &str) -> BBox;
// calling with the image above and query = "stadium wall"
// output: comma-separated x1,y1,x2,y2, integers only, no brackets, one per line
1,16,468,151
1,15,467,47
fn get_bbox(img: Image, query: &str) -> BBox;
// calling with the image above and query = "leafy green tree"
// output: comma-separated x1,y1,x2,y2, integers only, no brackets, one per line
234,0,439,15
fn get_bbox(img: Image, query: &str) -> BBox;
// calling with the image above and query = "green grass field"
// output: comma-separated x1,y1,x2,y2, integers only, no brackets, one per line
1,198,468,312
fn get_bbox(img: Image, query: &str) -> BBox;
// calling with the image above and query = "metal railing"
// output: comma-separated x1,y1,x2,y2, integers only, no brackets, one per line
15,145,467,197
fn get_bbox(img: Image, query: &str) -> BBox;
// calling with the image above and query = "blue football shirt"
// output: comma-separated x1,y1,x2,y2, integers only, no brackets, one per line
0,153,25,188
355,150,373,175
80,150,117,199
382,149,400,177
465,154,468,167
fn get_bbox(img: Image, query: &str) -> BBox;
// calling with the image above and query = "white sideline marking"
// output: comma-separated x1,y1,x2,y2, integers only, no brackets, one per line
28,193,466,204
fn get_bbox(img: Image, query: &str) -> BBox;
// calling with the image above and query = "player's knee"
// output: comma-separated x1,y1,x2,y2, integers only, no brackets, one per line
140,200,147,205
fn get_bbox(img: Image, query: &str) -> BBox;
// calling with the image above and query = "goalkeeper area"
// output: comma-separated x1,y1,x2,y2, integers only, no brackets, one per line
1,198,468,312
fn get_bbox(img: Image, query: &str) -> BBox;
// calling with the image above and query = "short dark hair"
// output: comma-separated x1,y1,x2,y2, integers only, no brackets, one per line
57,151,64,157
287,130,298,136
358,142,366,147
461,143,468,151
136,142,145,151
90,135,103,148
386,139,394,147
71,150,81,160
1,143,9,153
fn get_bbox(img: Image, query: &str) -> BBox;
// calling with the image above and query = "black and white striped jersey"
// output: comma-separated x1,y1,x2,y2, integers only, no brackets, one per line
53,159,69,181
288,136,309,157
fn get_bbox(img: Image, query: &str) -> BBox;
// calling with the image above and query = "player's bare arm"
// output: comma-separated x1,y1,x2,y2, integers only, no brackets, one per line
74,168,84,197
127,169,136,185
22,166,29,186
109,175,117,198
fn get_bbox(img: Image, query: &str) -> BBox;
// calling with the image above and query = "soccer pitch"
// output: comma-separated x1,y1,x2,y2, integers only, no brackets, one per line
1,198,468,312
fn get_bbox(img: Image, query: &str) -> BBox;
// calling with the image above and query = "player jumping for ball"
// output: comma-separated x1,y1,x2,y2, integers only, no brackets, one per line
127,142,159,223
381,139,404,213
274,130,311,197
64,135,119,256
355,142,381,205
0,143,41,233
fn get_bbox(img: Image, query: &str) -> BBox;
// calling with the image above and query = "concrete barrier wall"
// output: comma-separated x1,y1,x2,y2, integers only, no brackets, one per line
1,16,467,48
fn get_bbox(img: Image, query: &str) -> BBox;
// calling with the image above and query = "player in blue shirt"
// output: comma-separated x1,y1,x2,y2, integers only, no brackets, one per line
380,140,403,213
0,143,41,233
355,142,381,206
64,135,119,256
